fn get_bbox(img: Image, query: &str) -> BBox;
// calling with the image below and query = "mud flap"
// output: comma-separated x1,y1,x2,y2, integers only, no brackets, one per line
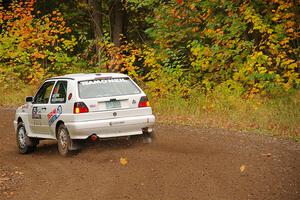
25,136,39,146
142,132,154,144
69,139,82,150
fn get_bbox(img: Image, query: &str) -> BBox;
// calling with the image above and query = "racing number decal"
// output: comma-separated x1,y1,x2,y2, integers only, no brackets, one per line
32,107,41,119
47,106,62,126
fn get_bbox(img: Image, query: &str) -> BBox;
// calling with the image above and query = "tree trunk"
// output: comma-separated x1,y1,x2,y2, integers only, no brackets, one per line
110,0,125,47
89,0,103,64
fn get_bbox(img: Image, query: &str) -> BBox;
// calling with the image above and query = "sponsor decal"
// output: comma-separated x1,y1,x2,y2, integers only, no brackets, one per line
32,107,41,119
47,105,62,126
68,93,72,100
132,100,136,104
80,78,127,86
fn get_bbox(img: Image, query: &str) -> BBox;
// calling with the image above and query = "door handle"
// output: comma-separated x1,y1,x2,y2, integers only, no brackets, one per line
41,107,47,111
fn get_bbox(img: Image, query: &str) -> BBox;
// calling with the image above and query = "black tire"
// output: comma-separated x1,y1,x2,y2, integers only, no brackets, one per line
57,124,72,157
16,122,36,154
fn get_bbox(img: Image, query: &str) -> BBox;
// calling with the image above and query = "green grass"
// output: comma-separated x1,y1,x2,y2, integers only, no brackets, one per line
151,90,300,138
0,85,36,107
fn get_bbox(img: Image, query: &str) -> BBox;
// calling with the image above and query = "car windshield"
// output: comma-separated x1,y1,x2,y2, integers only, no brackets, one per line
78,77,141,99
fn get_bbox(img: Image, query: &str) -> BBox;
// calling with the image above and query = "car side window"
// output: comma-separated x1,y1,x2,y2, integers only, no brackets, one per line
51,81,68,104
34,81,55,104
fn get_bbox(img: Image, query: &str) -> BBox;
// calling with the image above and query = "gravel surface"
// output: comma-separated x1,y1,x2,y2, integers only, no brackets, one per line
0,110,299,200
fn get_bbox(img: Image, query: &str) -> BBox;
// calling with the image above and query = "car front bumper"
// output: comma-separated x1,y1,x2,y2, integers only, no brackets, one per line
65,115,155,139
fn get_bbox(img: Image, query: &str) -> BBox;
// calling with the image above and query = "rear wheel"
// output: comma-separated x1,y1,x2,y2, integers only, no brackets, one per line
16,122,37,154
57,124,72,156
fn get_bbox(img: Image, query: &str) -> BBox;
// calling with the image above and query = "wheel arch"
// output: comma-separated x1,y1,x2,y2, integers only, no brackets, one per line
17,117,23,124
55,120,65,138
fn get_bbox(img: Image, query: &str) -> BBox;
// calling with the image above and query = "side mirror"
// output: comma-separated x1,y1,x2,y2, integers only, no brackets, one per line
25,96,33,103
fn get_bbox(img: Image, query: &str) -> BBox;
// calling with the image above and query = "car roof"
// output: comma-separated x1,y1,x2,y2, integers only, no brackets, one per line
47,73,129,81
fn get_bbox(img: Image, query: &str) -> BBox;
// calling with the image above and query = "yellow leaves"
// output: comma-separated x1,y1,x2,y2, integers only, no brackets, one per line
240,165,246,172
279,38,289,46
189,3,196,11
258,67,267,74
204,28,214,35
246,65,253,73
272,16,279,22
32,51,45,59
192,27,199,33
267,29,273,34
0,0,78,84
286,28,294,33
54,46,62,51
120,157,128,166
66,27,72,33
285,20,295,28
283,13,294,19
274,74,283,83
281,59,295,66
287,63,298,70
206,9,212,18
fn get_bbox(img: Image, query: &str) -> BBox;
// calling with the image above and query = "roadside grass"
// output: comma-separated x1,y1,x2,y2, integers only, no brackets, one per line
0,85,36,108
151,89,300,139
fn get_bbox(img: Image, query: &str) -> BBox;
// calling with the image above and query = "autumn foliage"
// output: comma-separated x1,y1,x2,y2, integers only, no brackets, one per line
0,0,77,85
0,0,299,135
143,0,299,98
0,0,299,96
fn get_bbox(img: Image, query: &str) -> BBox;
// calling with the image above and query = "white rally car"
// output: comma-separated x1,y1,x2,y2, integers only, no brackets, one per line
13,73,155,156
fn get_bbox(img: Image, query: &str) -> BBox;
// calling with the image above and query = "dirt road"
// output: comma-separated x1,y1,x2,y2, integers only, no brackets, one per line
0,109,299,200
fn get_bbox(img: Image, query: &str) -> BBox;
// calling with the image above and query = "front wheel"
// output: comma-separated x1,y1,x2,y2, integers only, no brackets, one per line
16,123,36,154
57,124,72,156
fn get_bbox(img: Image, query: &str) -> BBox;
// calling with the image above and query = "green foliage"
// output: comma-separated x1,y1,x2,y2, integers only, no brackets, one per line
144,0,299,96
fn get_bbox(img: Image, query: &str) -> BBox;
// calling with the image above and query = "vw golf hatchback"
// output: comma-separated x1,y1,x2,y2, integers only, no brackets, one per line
14,73,155,156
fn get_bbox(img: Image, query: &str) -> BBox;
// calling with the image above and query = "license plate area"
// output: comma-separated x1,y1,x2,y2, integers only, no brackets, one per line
106,100,121,109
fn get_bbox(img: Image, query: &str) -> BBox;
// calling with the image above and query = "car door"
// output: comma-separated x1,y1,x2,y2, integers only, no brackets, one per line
29,81,56,135
47,80,68,136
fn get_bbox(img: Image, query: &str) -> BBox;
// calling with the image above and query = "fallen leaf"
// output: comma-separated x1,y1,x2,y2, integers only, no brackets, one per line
240,165,246,172
120,157,128,166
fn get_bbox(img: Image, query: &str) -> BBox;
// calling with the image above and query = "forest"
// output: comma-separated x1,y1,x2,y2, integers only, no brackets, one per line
0,0,299,137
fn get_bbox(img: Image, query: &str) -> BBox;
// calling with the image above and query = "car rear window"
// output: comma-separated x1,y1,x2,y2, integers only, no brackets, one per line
78,77,141,99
